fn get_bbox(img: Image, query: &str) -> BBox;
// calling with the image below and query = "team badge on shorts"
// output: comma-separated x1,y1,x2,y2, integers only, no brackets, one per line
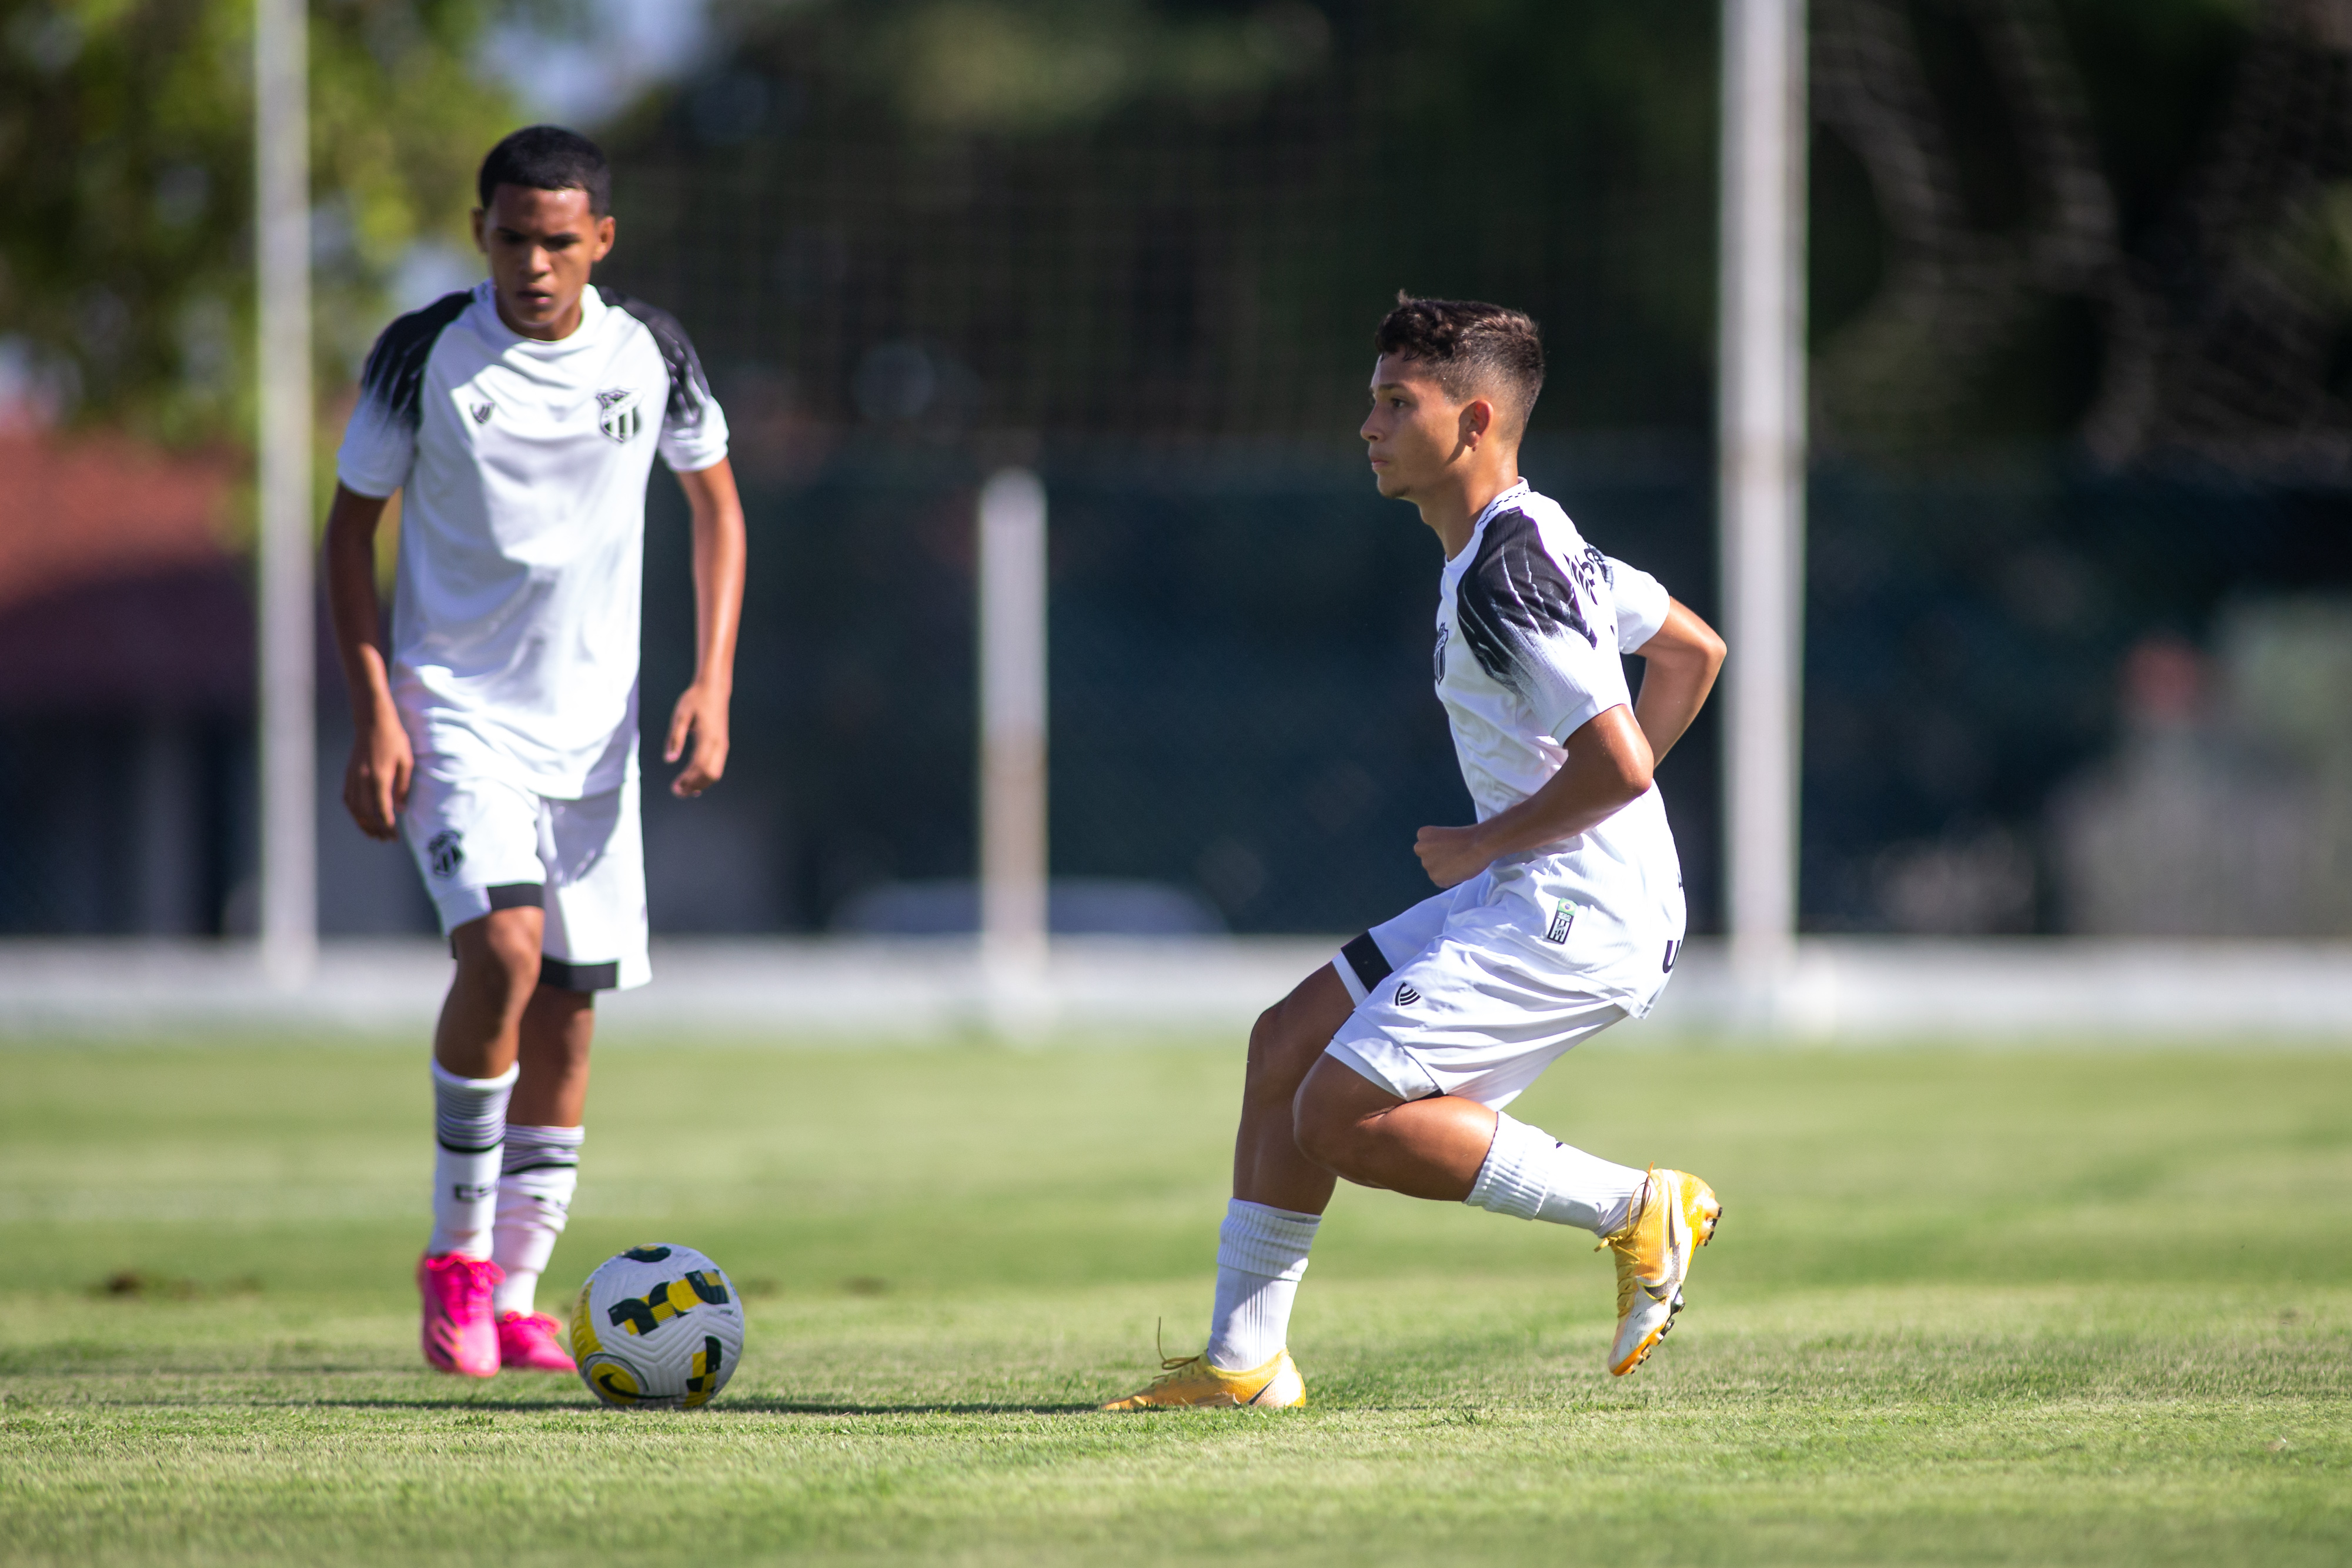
1544,898,1578,944
596,387,643,443
426,830,465,878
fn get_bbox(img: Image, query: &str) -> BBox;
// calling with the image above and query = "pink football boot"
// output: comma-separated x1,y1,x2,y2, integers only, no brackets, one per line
496,1311,577,1373
416,1252,503,1377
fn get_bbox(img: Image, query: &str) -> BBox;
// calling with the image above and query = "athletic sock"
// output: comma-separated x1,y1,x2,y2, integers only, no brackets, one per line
1204,1199,1319,1372
491,1124,584,1318
1465,1112,1646,1235
426,1061,517,1260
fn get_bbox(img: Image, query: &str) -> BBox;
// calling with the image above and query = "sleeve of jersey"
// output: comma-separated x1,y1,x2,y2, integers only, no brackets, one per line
336,292,472,498
1607,557,1672,654
335,392,415,499
1455,511,1632,743
648,320,730,472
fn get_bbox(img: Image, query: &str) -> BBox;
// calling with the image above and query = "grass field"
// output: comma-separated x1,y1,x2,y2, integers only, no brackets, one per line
2,1032,2348,1566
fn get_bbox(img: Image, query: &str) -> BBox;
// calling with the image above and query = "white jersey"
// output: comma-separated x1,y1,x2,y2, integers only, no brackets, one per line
1431,479,1684,1004
336,281,730,797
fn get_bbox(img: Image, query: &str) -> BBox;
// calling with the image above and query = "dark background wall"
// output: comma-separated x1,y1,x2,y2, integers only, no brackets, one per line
8,0,2352,938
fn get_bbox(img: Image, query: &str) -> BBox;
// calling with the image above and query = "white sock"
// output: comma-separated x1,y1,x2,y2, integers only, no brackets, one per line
492,1124,584,1317
1204,1200,1319,1371
427,1061,517,1259
1465,1112,1646,1235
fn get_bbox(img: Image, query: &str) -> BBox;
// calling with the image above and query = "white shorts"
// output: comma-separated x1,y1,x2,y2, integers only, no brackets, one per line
1324,871,1631,1109
402,761,650,992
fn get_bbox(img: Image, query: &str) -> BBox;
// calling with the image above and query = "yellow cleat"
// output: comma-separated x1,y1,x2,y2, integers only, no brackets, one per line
1601,1167,1722,1376
1100,1348,1307,1410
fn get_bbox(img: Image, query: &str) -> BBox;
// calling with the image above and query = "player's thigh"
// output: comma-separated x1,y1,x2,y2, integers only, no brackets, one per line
402,765,547,937
539,772,649,993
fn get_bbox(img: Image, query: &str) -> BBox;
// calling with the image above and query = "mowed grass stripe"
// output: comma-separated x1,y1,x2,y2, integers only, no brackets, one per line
1,1039,2348,1564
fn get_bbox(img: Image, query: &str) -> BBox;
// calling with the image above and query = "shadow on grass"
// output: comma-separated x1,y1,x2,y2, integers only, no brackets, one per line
250,1396,1111,1416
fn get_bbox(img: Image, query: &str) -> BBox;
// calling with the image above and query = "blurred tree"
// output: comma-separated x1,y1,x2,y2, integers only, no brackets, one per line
0,0,531,447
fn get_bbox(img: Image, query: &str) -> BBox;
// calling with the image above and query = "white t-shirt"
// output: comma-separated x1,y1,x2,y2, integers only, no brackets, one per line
1432,479,1685,1005
336,281,730,797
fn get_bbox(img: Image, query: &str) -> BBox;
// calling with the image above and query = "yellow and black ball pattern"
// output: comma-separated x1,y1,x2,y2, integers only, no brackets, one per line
569,1243,746,1410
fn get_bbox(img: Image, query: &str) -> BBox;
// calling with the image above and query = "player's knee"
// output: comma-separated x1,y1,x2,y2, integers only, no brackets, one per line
456,910,543,998
1243,1004,1299,1101
1247,983,1340,1105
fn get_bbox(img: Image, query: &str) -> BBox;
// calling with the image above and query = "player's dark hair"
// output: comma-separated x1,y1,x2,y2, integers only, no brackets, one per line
477,125,612,216
1374,293,1545,432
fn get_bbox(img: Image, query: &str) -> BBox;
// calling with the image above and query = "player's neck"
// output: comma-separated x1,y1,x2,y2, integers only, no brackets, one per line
492,286,589,343
1417,457,1523,560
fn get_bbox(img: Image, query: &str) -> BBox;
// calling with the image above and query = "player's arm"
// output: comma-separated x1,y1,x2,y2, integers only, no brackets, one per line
1628,599,1725,764
1414,706,1655,889
322,483,411,842
665,457,747,798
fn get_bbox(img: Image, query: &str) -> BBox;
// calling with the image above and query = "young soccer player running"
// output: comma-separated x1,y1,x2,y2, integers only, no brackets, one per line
324,126,746,1377
1106,297,1728,1409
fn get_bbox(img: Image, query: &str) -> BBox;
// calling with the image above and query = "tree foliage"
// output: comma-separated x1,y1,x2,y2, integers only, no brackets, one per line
0,0,525,446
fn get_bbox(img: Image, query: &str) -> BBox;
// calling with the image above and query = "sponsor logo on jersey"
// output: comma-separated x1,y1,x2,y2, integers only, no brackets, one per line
1394,982,1421,1007
1662,938,1681,973
596,386,643,443
469,400,493,424
425,830,464,878
1545,898,1577,944
1432,621,1449,682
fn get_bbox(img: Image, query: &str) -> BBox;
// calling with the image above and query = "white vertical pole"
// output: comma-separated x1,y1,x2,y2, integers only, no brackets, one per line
1719,0,1808,1002
978,468,1049,994
255,0,315,985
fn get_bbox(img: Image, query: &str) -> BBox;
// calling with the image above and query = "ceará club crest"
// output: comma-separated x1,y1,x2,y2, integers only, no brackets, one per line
595,387,642,443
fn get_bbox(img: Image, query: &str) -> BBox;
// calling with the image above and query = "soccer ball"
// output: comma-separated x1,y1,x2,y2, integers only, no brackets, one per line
569,1243,746,1409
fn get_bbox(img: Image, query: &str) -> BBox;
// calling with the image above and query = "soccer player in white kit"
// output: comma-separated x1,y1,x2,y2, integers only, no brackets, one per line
1107,296,1728,1409
323,127,745,1378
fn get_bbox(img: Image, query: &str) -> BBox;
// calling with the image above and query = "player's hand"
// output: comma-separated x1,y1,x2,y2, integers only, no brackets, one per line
666,681,730,797
1414,824,1492,889
343,710,412,842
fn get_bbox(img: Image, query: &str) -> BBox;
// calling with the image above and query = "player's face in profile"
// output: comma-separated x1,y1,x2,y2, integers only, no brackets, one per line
471,184,616,339
1361,353,1472,501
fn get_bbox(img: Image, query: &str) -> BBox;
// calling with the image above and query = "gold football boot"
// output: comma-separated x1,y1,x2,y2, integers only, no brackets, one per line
1602,1167,1722,1376
1100,1348,1307,1410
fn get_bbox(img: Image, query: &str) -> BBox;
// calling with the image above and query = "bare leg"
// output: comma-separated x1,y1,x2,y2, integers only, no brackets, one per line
1232,965,1358,1215
510,987,594,1126
433,908,544,1079
1291,1054,1499,1201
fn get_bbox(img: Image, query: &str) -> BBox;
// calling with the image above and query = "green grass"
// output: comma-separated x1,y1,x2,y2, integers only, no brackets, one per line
2,1035,2348,1565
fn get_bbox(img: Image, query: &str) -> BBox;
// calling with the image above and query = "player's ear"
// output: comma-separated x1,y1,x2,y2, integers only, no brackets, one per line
1461,396,1495,448
592,214,616,262
469,208,487,255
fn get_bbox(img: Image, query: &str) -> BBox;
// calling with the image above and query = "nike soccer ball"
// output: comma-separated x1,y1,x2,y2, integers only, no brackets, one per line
569,1243,746,1409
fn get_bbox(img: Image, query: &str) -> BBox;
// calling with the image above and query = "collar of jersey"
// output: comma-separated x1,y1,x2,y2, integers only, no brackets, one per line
1445,479,1534,578
471,278,609,353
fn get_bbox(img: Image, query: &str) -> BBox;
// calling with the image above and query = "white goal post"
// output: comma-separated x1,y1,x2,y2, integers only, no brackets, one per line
1719,0,1808,1001
255,0,315,985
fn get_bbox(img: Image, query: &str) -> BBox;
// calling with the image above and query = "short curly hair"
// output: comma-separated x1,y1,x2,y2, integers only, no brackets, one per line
1373,293,1545,434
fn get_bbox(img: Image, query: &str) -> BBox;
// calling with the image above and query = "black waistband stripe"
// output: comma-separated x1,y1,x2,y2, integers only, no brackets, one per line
1341,932,1392,994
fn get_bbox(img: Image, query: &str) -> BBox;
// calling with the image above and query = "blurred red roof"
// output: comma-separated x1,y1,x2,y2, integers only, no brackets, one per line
0,430,252,714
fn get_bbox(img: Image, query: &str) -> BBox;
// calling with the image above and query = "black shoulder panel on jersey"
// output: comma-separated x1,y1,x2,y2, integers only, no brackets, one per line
355,291,472,429
1455,508,1598,698
599,286,712,432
